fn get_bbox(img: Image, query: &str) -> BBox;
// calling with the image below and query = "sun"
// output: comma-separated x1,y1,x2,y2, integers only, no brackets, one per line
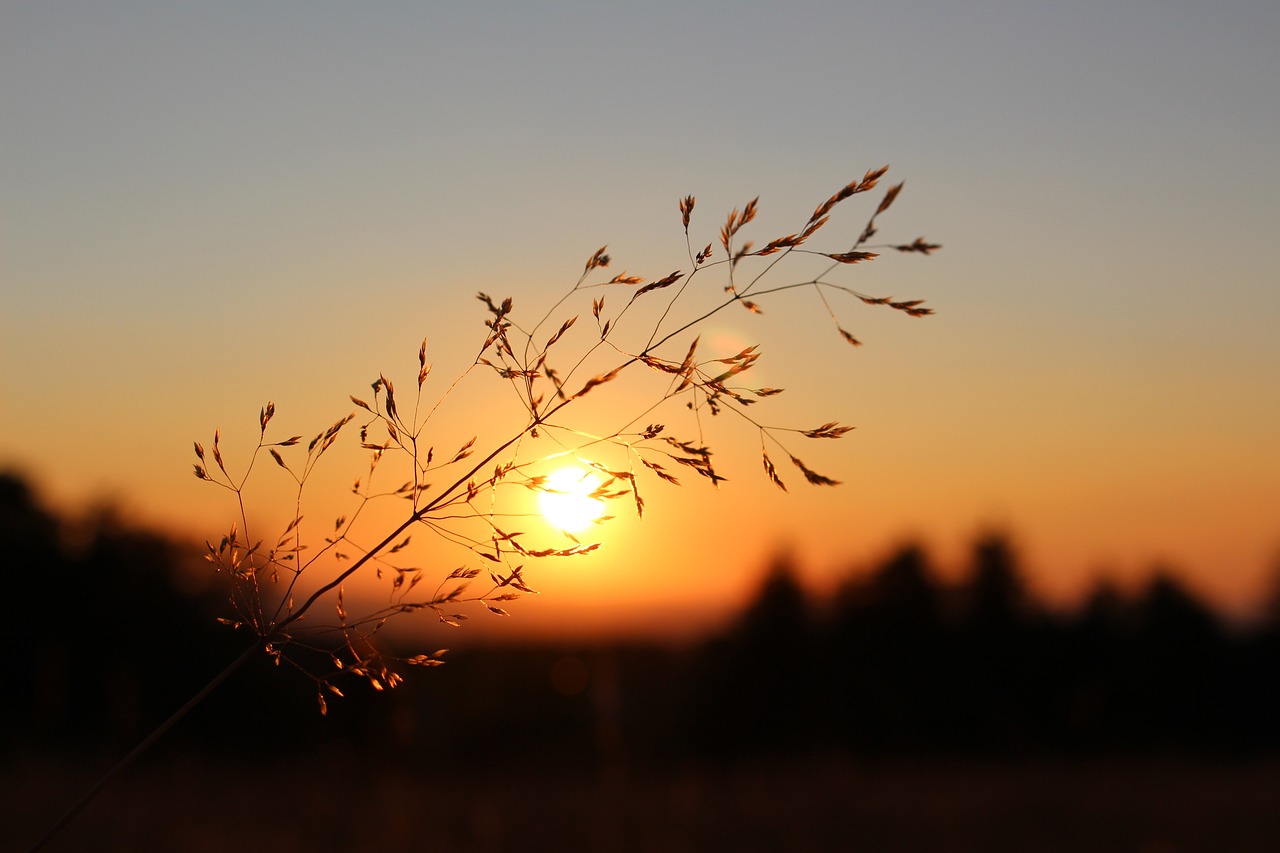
538,466,607,533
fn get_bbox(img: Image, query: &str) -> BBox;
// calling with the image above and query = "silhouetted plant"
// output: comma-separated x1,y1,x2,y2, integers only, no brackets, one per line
192,167,938,712
29,170,938,849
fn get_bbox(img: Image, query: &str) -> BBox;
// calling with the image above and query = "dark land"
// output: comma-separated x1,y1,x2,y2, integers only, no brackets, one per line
5,471,1280,851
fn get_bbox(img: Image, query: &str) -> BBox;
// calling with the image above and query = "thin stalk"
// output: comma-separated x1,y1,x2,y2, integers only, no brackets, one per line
25,641,262,853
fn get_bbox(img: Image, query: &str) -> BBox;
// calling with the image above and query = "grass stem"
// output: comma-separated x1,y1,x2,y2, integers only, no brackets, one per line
25,642,262,853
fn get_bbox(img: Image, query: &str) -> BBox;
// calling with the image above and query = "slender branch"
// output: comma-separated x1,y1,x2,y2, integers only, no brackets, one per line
274,424,537,634
25,642,262,853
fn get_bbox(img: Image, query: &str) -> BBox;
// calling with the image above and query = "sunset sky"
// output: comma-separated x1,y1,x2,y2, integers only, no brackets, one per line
3,1,1278,641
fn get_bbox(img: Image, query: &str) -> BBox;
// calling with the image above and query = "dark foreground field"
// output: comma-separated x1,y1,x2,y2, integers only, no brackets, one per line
12,755,1280,852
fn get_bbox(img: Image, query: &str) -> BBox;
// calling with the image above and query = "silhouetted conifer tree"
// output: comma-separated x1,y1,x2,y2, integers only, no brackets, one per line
961,532,1034,631
1123,570,1229,746
688,553,816,756
948,532,1052,751
1,472,71,750
0,471,272,753
824,543,950,751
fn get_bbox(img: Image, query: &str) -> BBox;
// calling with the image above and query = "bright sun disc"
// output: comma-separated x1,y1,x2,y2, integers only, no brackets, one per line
539,466,606,532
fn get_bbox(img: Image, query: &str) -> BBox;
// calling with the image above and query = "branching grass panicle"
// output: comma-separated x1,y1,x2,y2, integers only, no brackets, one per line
194,167,939,714
27,168,937,852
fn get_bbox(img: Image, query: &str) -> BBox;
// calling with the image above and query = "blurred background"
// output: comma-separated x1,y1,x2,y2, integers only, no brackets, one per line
4,1,1279,849
5,471,1280,849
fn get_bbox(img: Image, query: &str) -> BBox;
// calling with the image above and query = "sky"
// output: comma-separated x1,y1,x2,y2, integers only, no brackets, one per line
3,0,1278,641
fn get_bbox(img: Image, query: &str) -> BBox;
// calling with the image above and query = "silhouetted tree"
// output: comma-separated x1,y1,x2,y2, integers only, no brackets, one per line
960,531,1035,631
1236,548,1280,749
831,542,943,637
1056,577,1139,749
1120,569,1231,746
824,543,950,751
2,472,71,749
1077,578,1135,636
738,554,813,650
947,532,1060,751
688,553,817,756
1259,546,1280,633
0,471,273,753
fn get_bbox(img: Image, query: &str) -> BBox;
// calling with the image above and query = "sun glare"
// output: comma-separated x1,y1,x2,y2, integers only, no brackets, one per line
539,466,606,533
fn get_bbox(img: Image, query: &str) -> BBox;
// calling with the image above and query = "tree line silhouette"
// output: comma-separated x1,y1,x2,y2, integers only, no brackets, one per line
5,469,1279,768
689,541,1280,759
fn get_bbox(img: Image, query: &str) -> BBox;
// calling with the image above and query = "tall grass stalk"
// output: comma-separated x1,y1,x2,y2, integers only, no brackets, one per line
27,169,937,850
